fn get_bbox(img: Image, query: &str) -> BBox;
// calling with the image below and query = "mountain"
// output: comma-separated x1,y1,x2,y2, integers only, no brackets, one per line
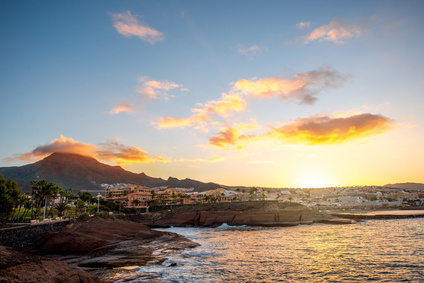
384,182,424,191
0,153,221,193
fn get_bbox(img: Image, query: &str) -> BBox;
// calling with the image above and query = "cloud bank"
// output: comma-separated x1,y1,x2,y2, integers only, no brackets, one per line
5,136,168,165
267,113,394,145
208,113,394,149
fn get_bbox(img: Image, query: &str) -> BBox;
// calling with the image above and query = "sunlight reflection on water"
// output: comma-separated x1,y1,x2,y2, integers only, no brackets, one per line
139,219,424,282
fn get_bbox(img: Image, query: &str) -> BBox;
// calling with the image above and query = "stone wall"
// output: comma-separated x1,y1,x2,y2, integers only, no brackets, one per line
0,220,70,248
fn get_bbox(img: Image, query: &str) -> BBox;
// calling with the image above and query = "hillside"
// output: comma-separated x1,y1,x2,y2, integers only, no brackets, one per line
384,182,424,191
0,153,221,193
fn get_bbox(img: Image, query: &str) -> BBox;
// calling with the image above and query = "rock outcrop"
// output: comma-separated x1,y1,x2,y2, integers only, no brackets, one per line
0,245,99,283
25,216,199,282
153,201,354,227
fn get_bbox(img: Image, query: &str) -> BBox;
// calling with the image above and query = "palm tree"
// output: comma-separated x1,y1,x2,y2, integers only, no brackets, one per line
31,180,53,220
20,198,33,222
55,202,69,217
10,194,26,223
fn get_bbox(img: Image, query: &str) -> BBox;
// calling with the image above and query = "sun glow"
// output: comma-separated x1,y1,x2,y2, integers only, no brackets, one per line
295,171,337,188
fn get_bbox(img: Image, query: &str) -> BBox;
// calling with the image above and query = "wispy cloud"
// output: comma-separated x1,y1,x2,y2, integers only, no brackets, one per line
109,103,136,114
112,11,164,44
296,21,311,29
135,76,188,100
233,66,349,104
156,92,247,130
109,76,187,115
237,45,266,57
155,66,348,131
302,17,364,44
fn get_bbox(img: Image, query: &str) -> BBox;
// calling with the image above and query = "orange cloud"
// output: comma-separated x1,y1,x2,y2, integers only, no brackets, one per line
112,11,164,44
4,135,98,162
156,112,211,129
267,113,394,145
156,92,247,129
135,76,187,100
233,66,348,104
96,140,169,165
5,136,170,165
207,113,394,149
202,92,247,117
209,121,260,150
109,103,136,114
303,17,363,44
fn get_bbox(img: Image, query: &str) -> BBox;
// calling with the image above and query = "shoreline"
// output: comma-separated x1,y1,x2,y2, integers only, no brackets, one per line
329,209,424,220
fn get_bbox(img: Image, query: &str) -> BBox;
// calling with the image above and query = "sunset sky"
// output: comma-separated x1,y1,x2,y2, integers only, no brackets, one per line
1,0,423,188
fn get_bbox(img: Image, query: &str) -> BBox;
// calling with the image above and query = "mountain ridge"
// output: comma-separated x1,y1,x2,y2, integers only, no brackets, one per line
0,152,222,193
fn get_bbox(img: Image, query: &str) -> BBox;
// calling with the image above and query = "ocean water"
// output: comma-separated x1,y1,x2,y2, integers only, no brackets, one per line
139,218,424,282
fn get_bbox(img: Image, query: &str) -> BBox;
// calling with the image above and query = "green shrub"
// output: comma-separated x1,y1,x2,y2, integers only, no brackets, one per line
94,211,109,218
78,212,90,221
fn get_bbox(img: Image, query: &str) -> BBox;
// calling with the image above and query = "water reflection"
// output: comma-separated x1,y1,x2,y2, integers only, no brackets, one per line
142,219,424,282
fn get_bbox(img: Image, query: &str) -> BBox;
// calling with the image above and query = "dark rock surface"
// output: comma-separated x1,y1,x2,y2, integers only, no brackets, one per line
0,245,99,283
25,217,199,282
153,201,354,227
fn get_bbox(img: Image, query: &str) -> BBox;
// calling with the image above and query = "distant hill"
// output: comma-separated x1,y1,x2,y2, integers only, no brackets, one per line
0,152,222,193
384,182,424,191
162,177,222,192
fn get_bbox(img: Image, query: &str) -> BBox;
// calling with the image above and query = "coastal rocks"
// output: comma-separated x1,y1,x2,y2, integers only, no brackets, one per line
0,245,99,283
27,217,199,282
154,202,354,227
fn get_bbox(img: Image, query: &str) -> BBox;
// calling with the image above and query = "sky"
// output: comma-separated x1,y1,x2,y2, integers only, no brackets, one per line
1,0,424,188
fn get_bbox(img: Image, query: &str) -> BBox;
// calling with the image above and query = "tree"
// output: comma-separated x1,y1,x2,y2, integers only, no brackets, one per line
78,192,94,204
133,199,141,207
19,197,33,222
55,202,69,217
30,180,59,220
9,194,26,223
249,187,258,201
75,199,86,214
0,175,21,225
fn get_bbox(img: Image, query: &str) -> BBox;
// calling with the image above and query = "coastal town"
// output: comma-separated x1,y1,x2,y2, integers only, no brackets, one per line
101,183,424,210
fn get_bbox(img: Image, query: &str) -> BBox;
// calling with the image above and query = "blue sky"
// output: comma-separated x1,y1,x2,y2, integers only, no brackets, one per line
1,0,423,188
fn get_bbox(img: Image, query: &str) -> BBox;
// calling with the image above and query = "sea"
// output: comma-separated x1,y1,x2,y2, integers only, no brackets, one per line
139,218,424,282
